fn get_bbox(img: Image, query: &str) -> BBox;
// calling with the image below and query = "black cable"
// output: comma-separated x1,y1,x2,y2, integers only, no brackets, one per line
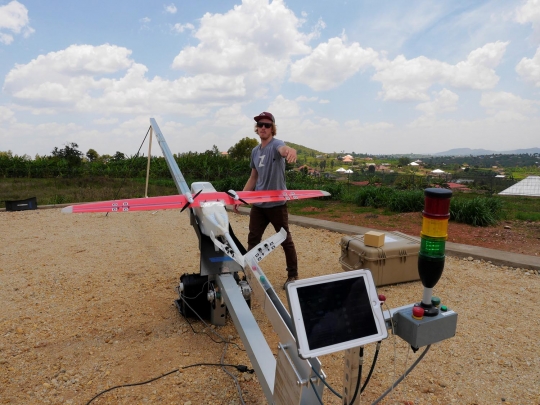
106,126,151,217
181,280,209,300
370,344,431,405
85,368,177,405
176,281,229,344
221,342,247,405
182,362,253,372
178,293,245,351
85,363,254,405
182,310,224,343
349,346,364,405
360,341,381,394
311,366,342,399
310,378,325,405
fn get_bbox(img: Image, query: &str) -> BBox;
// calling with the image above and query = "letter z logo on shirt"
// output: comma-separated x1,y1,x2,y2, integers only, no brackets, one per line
258,155,266,167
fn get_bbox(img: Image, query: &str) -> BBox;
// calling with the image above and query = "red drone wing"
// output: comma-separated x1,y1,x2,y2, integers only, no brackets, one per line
236,190,330,204
62,195,188,213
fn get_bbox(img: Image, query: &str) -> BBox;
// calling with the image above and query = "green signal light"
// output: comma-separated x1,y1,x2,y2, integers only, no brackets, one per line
420,237,446,257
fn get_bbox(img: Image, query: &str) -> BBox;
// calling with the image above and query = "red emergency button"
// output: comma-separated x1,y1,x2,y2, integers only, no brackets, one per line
412,306,425,320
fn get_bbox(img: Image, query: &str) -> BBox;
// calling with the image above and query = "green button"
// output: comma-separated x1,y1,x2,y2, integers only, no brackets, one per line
441,305,448,312
431,296,441,307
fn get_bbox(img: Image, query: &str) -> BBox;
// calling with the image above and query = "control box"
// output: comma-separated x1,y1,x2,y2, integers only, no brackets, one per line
392,306,458,349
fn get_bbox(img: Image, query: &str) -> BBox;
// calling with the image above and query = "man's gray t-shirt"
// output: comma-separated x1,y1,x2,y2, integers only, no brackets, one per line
250,137,286,208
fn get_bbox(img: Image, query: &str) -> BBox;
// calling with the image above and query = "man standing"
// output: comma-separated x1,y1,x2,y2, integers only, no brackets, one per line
241,112,298,289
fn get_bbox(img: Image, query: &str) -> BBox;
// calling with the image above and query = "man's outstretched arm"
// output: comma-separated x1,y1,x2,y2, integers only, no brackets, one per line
278,145,297,163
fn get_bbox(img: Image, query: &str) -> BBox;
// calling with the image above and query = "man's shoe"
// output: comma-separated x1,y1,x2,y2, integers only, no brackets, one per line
283,276,298,290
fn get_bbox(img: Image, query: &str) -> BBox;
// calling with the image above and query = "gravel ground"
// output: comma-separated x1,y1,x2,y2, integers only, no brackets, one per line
1,208,539,405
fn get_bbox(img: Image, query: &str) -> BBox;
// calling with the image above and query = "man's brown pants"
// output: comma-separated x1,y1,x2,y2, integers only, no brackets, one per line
247,204,298,278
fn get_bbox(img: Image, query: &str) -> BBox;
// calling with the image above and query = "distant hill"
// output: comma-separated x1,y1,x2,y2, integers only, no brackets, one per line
433,147,540,156
284,142,325,158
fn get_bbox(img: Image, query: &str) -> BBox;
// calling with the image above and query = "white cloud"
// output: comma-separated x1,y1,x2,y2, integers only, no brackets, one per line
171,22,194,33
416,88,459,116
139,17,151,30
290,37,378,91
0,0,34,43
404,113,540,154
3,44,248,116
295,96,318,102
0,106,15,122
515,0,540,24
319,99,329,104
344,120,394,130
6,44,133,82
363,122,394,130
171,0,315,87
480,91,538,118
373,41,508,101
164,3,177,14
213,103,248,127
516,46,540,86
267,95,302,119
0,32,13,44
93,117,119,125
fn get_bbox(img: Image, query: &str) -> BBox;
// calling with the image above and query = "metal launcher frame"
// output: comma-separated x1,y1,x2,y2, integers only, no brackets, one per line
147,119,458,405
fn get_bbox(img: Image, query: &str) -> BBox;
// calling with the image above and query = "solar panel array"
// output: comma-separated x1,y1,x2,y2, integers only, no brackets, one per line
499,176,540,197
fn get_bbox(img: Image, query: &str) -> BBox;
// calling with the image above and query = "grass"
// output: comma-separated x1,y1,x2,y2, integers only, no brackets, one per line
498,195,540,221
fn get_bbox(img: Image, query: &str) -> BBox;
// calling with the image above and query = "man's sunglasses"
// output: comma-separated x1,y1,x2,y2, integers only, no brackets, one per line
256,122,273,128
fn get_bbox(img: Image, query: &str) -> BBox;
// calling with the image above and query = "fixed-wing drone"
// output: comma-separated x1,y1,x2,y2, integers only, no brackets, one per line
62,119,330,270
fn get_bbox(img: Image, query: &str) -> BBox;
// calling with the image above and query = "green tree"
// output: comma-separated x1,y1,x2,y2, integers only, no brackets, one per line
86,149,99,162
203,145,221,156
398,157,411,167
228,137,259,160
51,142,83,167
111,151,126,161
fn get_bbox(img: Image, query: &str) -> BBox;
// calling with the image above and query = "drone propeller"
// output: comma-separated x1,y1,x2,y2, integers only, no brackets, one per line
225,190,249,206
180,189,204,213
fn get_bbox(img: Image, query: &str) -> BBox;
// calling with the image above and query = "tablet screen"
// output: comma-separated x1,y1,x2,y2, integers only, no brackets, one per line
297,276,378,349
286,270,387,358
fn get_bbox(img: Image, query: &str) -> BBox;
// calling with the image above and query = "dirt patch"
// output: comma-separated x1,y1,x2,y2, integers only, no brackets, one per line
1,209,539,405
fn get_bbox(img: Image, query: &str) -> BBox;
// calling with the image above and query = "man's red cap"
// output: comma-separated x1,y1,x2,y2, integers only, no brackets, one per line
254,112,275,123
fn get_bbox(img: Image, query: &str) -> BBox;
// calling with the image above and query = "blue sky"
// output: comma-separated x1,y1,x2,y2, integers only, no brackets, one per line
1,0,539,157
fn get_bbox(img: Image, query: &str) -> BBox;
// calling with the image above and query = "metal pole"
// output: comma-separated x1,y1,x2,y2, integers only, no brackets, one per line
145,126,153,198
149,118,193,203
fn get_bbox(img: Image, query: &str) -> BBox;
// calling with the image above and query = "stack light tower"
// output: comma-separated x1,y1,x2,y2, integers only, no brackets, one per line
416,188,452,317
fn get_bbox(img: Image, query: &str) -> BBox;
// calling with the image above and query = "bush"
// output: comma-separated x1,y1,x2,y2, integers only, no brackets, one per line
387,189,424,212
450,197,503,226
353,186,395,208
322,182,345,201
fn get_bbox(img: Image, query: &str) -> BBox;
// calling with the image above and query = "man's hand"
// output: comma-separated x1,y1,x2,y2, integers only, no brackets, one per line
228,189,241,214
281,146,297,163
